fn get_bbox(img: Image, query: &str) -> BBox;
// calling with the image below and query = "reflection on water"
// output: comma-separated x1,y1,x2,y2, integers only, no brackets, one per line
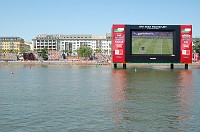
110,68,197,131
111,69,127,102
110,69,127,129
0,65,199,131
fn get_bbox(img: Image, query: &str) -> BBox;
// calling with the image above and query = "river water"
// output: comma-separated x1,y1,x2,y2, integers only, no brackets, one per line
0,64,200,131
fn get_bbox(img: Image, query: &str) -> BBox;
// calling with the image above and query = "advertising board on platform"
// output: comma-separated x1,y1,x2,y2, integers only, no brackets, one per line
180,25,192,63
112,25,125,63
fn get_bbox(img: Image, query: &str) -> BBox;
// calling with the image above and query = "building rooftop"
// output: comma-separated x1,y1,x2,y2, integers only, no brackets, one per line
0,37,24,41
33,34,111,40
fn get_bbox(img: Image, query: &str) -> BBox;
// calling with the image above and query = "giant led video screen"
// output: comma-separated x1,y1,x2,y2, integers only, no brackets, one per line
131,31,173,55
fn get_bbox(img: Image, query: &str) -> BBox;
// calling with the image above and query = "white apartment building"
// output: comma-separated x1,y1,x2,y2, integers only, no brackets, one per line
32,33,112,56
32,34,59,51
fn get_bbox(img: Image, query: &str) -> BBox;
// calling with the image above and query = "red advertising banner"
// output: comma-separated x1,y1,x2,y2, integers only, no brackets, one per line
180,25,192,63
112,24,125,63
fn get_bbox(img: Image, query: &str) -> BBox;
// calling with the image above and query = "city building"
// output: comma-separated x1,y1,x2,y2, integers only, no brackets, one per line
0,37,25,53
24,42,33,52
32,33,112,56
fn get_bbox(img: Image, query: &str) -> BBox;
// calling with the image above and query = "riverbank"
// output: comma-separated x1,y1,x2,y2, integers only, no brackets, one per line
0,60,110,67
0,60,200,68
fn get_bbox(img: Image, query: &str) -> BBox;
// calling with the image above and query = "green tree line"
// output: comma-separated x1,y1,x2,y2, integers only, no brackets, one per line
77,46,92,57
193,38,200,54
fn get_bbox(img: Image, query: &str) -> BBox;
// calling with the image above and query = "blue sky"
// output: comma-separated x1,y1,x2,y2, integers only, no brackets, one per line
0,0,199,41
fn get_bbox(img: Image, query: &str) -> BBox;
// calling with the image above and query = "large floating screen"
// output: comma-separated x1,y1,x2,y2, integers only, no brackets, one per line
131,31,173,55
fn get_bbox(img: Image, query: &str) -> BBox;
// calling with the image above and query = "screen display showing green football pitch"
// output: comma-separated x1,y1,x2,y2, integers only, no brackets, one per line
132,31,173,55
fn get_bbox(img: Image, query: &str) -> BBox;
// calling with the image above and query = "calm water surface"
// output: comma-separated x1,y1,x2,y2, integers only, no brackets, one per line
0,64,200,131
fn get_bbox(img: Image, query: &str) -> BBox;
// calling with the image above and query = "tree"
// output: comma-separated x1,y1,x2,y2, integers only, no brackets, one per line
19,50,25,54
69,50,72,56
23,53,36,60
41,48,48,60
95,48,102,53
14,49,19,54
9,49,14,53
62,49,66,53
77,46,92,58
193,38,200,53
37,49,41,53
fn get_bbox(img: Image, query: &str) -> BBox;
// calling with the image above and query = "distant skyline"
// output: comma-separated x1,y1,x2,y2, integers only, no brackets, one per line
0,0,200,41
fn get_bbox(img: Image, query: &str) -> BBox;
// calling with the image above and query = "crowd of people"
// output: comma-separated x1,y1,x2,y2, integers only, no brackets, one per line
0,53,17,61
48,50,62,61
0,51,111,63
94,53,110,63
